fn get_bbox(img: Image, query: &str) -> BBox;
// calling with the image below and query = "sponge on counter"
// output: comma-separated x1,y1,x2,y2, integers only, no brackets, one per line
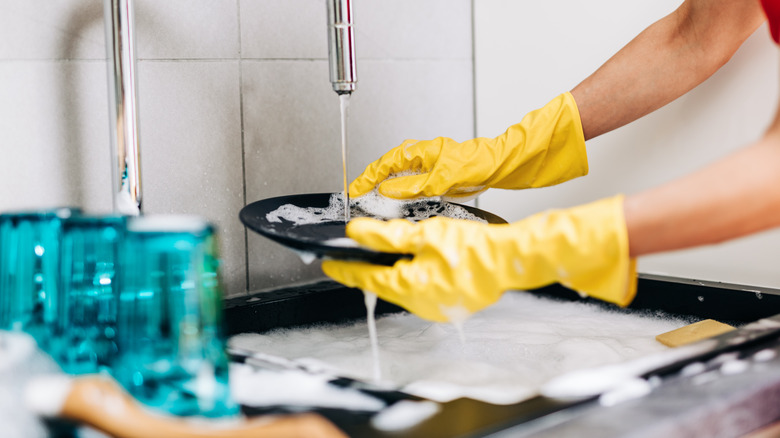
656,319,736,347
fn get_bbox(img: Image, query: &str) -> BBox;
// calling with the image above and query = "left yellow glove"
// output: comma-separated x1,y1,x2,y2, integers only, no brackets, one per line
349,92,588,201
322,195,637,322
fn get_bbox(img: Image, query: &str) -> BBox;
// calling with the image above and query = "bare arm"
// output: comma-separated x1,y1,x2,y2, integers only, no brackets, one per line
625,107,780,257
570,0,779,257
571,0,765,140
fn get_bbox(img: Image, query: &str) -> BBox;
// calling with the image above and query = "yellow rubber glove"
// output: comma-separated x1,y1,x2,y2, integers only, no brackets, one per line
350,92,588,201
323,195,637,322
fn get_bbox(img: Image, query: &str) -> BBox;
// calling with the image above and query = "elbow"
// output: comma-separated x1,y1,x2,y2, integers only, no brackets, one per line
669,2,764,77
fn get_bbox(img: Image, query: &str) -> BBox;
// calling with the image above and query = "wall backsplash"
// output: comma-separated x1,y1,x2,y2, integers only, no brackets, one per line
474,1,780,289
0,0,475,298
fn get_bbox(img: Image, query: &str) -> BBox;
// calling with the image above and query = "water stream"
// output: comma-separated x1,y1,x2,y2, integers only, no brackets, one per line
364,291,382,382
339,93,350,223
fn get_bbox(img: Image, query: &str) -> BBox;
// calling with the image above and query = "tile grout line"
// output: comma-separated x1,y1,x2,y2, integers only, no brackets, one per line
0,57,472,63
470,0,478,140
237,0,251,296
471,0,480,210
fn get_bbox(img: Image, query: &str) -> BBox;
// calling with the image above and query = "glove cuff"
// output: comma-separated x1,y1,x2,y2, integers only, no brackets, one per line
565,195,637,306
536,91,589,187
494,92,589,190
560,91,589,181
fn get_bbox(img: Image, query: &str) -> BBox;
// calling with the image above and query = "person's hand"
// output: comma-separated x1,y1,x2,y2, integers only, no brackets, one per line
349,92,588,201
322,196,637,322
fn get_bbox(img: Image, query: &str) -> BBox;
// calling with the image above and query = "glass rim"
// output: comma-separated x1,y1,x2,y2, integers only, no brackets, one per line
62,214,128,229
0,207,81,222
126,215,213,235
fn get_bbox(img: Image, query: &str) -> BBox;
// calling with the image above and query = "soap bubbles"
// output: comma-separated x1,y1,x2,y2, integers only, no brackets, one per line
267,192,487,226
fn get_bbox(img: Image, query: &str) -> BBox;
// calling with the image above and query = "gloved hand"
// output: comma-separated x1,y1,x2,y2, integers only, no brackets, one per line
322,195,637,322
349,92,588,201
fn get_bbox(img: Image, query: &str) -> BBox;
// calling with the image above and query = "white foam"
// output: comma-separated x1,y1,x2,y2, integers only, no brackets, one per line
292,249,318,265
322,237,360,248
230,292,687,405
370,400,440,431
266,194,346,225
680,362,707,377
25,375,72,417
229,363,385,411
0,332,37,372
265,192,487,226
720,359,750,375
598,377,653,407
0,331,62,438
352,192,409,220
753,348,777,362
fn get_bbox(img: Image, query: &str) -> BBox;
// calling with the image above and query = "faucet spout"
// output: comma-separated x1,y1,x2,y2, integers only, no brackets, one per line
103,0,142,215
327,0,357,95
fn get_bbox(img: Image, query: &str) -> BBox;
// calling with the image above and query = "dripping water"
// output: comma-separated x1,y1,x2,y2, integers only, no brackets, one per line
339,93,351,222
364,291,382,382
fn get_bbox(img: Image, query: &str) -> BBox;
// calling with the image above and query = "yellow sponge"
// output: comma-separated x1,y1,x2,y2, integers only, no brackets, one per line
656,319,736,347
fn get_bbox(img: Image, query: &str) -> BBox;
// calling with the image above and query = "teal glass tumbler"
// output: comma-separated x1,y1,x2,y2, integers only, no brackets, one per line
53,215,126,374
113,216,237,418
0,208,77,346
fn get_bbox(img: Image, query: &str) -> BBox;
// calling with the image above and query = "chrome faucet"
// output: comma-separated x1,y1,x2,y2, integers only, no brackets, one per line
103,0,142,215
327,0,357,95
100,0,355,216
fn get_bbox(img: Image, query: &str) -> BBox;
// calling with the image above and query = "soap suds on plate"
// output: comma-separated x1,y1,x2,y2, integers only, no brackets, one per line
266,192,487,226
230,363,385,412
230,292,689,405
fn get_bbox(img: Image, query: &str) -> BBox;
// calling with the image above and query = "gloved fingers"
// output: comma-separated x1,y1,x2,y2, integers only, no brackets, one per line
322,259,407,307
375,172,488,200
376,173,436,199
346,218,420,253
349,139,444,198
440,187,488,203
322,258,448,322
322,259,385,290
349,168,389,199
348,141,421,198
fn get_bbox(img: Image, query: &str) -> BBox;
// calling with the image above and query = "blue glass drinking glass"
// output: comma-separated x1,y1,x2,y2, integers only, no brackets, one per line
53,215,126,374
0,208,78,347
113,216,237,418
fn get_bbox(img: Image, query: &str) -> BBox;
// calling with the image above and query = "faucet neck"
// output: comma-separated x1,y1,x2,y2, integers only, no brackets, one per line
327,0,357,95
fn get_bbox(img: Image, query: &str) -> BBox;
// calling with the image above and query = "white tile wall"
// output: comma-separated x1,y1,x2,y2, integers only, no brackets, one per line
474,0,780,288
355,0,472,60
240,0,328,59
0,61,112,211
0,0,474,297
0,1,105,60
135,0,240,60
138,60,245,294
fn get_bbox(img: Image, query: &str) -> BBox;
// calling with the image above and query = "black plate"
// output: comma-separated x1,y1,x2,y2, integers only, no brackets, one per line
240,193,507,266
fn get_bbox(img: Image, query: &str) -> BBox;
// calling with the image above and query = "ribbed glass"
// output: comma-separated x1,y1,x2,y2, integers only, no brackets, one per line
112,216,237,418
0,208,78,348
53,215,126,374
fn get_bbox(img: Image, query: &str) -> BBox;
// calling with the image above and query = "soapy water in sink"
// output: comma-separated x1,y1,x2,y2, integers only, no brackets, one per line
266,191,487,226
230,292,690,405
340,94,351,222
266,191,490,387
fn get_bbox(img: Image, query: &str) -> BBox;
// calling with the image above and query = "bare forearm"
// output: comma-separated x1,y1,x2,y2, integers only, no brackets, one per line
571,0,763,140
625,130,780,257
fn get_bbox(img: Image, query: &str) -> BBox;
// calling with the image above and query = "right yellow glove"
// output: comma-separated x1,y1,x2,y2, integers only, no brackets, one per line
323,195,637,322
350,92,588,200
